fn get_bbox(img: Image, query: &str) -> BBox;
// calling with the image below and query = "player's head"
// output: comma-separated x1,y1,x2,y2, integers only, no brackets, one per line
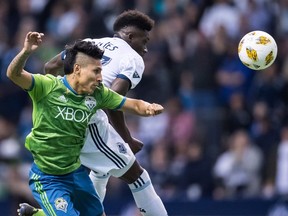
64,40,104,94
113,10,154,57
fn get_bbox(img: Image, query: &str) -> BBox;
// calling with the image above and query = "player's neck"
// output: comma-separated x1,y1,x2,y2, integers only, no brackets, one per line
65,75,80,95
113,33,122,38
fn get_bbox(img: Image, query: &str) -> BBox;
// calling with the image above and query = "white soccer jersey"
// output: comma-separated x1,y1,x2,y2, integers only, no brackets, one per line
80,37,144,176
84,37,144,89
81,109,136,177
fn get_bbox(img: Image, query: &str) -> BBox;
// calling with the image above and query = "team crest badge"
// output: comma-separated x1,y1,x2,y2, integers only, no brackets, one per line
85,96,96,111
54,197,68,213
117,142,127,154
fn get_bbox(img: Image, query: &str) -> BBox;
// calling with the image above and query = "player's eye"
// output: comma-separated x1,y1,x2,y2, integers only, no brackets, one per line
94,68,102,74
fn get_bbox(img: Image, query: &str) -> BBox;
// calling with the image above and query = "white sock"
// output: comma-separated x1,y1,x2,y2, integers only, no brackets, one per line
128,169,168,216
89,171,110,202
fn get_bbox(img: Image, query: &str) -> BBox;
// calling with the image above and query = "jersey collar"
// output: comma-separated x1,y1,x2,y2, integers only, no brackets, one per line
63,75,78,95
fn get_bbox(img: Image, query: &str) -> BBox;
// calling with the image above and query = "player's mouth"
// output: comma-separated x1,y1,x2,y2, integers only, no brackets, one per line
92,83,101,90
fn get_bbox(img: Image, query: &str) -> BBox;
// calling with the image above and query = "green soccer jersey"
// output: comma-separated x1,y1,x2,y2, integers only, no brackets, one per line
25,74,125,175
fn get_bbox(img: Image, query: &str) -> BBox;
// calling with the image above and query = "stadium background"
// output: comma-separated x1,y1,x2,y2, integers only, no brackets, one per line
1,0,288,215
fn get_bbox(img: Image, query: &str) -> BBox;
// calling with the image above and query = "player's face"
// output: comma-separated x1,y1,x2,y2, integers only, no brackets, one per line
76,59,102,94
130,30,150,57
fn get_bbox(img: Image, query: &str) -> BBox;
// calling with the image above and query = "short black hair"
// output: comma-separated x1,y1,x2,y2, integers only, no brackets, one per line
63,40,104,74
113,10,154,32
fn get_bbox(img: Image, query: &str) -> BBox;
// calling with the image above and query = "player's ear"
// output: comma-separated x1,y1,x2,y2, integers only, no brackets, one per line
74,64,81,75
128,32,133,40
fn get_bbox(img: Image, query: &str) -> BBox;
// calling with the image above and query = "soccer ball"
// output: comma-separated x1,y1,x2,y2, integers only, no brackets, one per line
238,30,277,70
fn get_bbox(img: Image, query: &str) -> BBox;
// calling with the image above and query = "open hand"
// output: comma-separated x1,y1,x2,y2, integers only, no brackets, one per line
24,31,44,53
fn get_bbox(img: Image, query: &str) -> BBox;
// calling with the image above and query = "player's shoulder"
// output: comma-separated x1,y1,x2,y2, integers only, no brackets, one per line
115,39,144,63
83,37,111,44
123,51,144,68
92,83,113,99
36,74,66,87
29,74,60,96
45,74,63,83
33,73,56,81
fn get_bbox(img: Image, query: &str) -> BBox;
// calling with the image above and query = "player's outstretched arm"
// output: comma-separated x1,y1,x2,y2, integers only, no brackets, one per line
120,98,164,117
44,52,64,75
107,78,144,153
7,31,44,89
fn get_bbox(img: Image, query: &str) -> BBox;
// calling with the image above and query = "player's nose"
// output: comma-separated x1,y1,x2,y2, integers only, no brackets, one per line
96,74,102,84
141,47,148,57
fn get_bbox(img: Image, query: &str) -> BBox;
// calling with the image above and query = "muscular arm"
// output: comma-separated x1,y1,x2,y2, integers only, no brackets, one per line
120,98,163,117
6,49,33,89
106,78,134,143
44,52,64,75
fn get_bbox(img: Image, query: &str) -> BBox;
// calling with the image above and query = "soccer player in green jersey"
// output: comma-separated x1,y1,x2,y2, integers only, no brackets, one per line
7,31,164,216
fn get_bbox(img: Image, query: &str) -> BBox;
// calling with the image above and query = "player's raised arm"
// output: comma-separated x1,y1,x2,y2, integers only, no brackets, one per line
7,32,44,90
120,98,164,117
44,52,64,75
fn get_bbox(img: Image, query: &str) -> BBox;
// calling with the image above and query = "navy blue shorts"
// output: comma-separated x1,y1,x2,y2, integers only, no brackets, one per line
29,163,104,216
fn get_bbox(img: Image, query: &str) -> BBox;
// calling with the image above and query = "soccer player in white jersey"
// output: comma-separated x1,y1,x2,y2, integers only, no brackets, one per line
18,10,168,216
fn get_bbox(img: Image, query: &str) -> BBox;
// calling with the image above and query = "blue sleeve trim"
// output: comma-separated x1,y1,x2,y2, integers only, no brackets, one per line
25,74,35,91
114,97,126,110
61,50,66,60
116,74,131,89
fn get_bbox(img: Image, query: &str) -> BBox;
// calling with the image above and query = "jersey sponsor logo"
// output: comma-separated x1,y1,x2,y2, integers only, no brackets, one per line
54,197,68,213
58,95,68,103
85,96,96,111
55,106,92,123
117,142,127,154
133,71,140,78
101,55,112,66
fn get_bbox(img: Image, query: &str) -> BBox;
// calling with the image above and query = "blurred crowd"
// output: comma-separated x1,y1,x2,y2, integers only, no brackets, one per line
1,0,288,214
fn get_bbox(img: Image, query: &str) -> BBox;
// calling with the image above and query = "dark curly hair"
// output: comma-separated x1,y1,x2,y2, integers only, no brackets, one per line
63,40,104,74
113,10,154,32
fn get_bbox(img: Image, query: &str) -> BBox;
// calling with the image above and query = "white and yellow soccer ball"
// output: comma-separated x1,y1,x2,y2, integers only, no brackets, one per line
238,30,277,70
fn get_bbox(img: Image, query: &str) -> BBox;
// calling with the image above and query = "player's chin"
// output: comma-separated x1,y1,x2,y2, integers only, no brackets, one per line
89,89,96,94
84,87,95,95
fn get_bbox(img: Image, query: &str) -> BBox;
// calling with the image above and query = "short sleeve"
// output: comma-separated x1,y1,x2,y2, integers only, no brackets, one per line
96,84,126,110
118,55,144,89
28,74,56,102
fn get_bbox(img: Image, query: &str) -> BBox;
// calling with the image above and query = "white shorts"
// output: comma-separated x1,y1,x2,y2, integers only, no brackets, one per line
80,110,136,178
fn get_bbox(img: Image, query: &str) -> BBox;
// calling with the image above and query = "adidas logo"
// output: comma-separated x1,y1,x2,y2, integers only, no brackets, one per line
58,95,68,103
133,71,140,78
139,208,146,213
